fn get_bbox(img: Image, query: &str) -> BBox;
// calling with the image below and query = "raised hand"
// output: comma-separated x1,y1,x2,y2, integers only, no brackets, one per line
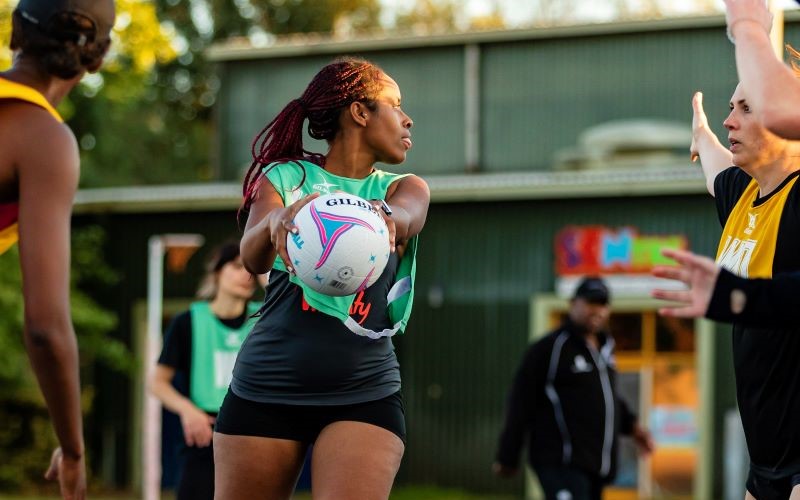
690,92,709,163
724,0,773,44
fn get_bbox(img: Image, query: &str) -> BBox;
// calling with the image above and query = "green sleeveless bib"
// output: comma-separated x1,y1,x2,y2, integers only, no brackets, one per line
264,160,418,338
189,301,260,411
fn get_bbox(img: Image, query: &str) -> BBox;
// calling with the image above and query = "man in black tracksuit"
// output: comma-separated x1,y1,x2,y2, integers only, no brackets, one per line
494,277,653,500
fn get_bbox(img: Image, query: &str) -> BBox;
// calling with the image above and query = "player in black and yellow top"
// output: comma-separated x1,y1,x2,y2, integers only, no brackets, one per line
692,84,800,499
0,2,114,499
652,247,800,330
653,0,800,336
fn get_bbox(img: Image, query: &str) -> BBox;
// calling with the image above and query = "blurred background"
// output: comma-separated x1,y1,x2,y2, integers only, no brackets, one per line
1,0,795,498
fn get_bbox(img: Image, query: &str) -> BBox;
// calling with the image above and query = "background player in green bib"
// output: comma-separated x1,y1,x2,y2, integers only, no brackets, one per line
1,2,114,498
149,242,259,500
214,57,430,500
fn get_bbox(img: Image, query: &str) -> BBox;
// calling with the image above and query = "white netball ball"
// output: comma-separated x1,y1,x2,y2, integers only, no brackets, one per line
286,193,390,296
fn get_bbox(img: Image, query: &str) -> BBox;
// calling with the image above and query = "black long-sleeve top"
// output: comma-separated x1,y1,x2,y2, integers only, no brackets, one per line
708,268,799,329
495,320,636,481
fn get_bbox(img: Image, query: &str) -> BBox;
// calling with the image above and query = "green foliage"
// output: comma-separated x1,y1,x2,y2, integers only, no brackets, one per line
0,408,59,492
69,227,129,371
1,0,385,187
258,0,382,35
0,226,125,491
395,0,460,33
137,0,384,186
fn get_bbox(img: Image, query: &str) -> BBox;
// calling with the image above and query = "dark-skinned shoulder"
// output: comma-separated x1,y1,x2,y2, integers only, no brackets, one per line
0,100,79,191
386,174,430,201
387,174,430,236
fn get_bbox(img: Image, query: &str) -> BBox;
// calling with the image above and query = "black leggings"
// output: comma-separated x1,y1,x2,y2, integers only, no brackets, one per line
746,468,800,500
176,443,214,500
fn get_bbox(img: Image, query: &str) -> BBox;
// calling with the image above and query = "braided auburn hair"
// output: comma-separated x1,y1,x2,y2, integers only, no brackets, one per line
241,57,385,214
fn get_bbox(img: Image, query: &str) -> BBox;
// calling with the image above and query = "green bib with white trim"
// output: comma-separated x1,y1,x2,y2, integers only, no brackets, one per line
264,160,418,338
189,301,260,411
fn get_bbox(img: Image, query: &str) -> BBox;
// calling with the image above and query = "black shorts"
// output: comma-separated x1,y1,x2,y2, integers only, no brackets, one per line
746,468,800,500
214,389,406,444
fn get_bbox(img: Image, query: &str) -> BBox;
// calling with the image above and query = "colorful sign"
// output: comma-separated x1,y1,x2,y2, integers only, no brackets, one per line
555,226,687,276
650,406,699,447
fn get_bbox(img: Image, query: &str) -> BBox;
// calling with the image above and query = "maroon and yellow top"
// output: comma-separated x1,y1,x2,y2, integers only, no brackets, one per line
0,78,63,254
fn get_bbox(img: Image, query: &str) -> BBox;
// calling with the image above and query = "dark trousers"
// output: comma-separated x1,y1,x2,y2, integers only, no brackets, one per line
746,468,800,500
533,464,603,500
176,443,215,500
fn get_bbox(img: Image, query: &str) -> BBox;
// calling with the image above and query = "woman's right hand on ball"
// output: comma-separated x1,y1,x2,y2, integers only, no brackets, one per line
266,192,319,273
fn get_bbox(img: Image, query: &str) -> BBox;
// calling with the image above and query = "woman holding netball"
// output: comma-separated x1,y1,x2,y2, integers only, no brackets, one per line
213,58,430,499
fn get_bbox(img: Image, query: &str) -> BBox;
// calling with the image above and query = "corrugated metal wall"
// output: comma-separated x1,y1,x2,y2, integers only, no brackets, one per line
218,21,800,179
218,47,465,179
480,28,737,171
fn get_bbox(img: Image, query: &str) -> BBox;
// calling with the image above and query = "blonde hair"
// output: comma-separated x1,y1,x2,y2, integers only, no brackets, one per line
195,273,217,301
788,44,800,79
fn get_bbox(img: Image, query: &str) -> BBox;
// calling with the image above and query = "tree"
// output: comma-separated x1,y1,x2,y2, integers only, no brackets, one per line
395,0,460,34
527,0,718,25
2,0,384,186
0,0,184,186
145,0,383,183
0,226,125,491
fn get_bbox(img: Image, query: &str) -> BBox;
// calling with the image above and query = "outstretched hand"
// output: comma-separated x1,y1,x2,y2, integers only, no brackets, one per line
45,448,86,500
723,0,773,44
651,248,720,318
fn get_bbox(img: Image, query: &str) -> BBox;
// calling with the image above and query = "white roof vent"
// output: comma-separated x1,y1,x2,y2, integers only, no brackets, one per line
554,119,691,170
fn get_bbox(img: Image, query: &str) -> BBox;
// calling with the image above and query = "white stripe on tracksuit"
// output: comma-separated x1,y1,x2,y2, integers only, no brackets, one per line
544,332,573,464
544,331,616,476
587,339,616,477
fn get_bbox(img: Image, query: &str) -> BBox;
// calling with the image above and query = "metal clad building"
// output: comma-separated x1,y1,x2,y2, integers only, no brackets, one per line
211,16,754,179
217,47,467,176
480,26,737,171
72,13,800,497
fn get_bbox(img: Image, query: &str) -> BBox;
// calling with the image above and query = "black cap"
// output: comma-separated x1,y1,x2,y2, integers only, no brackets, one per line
16,0,115,43
573,276,610,305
